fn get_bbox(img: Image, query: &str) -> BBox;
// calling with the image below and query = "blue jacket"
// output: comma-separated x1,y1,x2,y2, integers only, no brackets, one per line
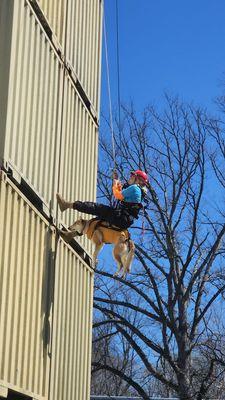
122,184,142,203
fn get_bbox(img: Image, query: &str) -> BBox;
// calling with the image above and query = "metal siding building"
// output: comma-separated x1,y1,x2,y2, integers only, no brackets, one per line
0,0,101,226
0,173,53,399
33,0,103,113
0,0,63,214
57,71,98,255
0,0,102,399
65,0,103,114
49,239,94,400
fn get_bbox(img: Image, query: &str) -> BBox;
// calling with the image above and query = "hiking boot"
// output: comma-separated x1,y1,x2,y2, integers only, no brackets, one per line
56,193,71,212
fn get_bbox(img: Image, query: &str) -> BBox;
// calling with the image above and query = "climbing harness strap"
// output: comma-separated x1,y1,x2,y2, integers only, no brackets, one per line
89,218,130,233
87,218,130,242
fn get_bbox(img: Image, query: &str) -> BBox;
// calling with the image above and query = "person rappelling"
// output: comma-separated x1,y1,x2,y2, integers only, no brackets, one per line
56,169,148,229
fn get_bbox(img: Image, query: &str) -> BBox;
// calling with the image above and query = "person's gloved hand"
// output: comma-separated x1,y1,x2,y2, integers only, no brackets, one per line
112,177,124,200
112,169,118,180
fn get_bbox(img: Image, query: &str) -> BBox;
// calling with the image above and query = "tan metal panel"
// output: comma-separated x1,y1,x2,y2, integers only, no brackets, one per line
32,0,66,46
57,72,98,255
0,172,54,399
49,238,94,400
0,0,63,213
29,0,103,115
65,0,103,114
0,0,13,158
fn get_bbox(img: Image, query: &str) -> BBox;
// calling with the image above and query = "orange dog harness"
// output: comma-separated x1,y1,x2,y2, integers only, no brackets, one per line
86,219,130,244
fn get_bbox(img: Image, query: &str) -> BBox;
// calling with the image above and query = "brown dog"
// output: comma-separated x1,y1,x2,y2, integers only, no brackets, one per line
59,218,135,278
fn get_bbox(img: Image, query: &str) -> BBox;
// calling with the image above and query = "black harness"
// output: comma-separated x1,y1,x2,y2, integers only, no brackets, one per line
88,218,131,244
90,218,130,234
118,184,146,219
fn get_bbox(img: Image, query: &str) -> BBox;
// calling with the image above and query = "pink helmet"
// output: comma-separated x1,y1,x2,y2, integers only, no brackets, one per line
131,170,149,183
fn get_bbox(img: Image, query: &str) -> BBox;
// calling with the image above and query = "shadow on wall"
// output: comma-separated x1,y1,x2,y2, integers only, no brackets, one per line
41,227,56,355
2,389,32,399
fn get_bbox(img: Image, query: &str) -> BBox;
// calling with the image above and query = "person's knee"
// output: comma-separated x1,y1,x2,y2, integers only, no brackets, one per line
73,201,84,210
73,201,78,210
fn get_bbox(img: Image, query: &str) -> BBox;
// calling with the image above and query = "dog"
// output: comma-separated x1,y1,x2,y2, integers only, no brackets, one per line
59,218,135,278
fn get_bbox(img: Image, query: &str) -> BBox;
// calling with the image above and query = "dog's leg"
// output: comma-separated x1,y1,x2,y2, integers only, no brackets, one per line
113,243,126,277
123,240,135,277
113,260,123,277
92,230,104,268
92,244,104,268
58,229,78,243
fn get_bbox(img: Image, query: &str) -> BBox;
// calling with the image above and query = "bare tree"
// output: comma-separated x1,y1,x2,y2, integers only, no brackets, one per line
92,95,225,400
91,275,148,397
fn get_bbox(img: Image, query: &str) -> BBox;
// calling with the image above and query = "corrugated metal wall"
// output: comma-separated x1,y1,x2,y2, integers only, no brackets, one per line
0,0,99,227
31,0,103,113
0,173,52,399
57,71,98,254
0,173,94,399
65,0,103,113
34,0,66,45
49,239,94,400
0,0,63,212
0,0,102,398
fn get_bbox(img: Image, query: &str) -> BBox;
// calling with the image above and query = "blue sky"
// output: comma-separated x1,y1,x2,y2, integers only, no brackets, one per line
96,2,225,368
101,0,225,116
98,0,225,271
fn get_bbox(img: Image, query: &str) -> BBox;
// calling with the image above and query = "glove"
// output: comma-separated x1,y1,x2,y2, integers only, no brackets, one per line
112,169,118,180
112,180,124,200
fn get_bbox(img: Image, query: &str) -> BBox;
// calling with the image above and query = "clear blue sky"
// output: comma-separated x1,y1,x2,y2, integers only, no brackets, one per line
101,0,225,116
98,0,225,269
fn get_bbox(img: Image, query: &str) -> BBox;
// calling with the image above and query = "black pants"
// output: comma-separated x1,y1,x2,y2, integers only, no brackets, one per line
73,201,134,229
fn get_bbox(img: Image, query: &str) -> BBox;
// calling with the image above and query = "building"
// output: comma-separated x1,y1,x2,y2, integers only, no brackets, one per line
0,0,103,399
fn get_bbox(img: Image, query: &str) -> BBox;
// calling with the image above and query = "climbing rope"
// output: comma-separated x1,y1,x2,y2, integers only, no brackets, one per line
103,12,116,168
116,0,121,130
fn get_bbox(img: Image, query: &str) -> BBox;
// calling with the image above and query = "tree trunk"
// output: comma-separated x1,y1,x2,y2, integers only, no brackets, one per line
178,378,192,400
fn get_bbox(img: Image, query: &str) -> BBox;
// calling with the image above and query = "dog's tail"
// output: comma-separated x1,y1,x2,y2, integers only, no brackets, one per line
124,240,135,272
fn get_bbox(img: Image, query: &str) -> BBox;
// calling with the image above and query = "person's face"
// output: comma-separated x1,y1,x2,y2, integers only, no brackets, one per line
136,176,146,187
128,174,136,185
128,174,146,187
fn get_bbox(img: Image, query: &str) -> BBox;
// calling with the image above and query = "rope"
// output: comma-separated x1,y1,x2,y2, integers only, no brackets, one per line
116,0,121,129
103,9,116,168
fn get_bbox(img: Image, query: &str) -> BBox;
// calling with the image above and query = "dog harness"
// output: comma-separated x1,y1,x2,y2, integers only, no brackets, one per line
86,219,130,244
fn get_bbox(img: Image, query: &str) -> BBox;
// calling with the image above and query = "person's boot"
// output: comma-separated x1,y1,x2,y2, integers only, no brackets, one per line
56,193,72,212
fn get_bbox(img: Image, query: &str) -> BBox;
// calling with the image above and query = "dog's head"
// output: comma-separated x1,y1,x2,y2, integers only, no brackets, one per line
69,218,87,233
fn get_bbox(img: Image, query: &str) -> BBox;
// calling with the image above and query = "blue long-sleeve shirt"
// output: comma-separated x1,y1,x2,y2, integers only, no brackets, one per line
122,184,142,203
